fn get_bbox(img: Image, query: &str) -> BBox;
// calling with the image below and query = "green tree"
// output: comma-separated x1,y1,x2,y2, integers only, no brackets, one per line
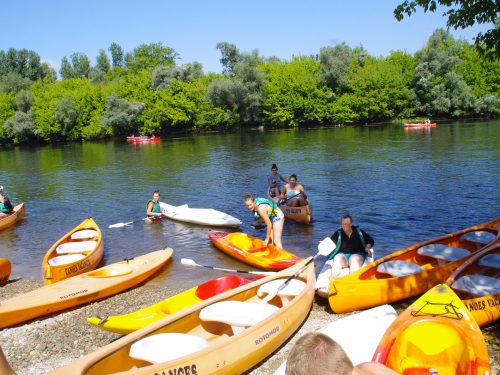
0,72,32,93
109,42,124,67
96,49,111,73
216,42,240,73
15,90,35,112
101,93,145,135
319,43,355,93
4,111,38,143
152,62,203,90
124,42,178,72
394,0,500,57
55,94,80,136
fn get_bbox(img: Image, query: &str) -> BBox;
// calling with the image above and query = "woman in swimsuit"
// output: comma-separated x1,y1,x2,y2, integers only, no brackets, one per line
281,174,308,207
267,163,287,200
244,194,285,248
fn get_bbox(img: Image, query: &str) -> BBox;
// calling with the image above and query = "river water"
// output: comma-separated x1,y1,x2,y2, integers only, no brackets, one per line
1,120,499,290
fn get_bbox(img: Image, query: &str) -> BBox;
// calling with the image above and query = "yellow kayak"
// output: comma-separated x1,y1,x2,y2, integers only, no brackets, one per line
88,274,256,334
372,284,491,374
0,258,11,286
0,249,172,328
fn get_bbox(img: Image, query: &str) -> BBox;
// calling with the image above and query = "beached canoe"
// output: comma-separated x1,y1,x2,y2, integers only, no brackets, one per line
372,284,491,374
47,258,315,375
88,274,256,334
278,201,312,224
273,304,397,374
41,217,104,284
0,203,25,231
0,248,172,329
0,258,11,286
208,231,303,271
328,218,500,313
446,245,500,327
160,202,242,227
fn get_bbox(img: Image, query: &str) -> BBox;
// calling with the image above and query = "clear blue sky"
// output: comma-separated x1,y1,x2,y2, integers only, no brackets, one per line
1,0,492,73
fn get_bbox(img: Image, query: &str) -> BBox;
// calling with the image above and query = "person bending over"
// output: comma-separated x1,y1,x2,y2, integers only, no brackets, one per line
244,194,285,248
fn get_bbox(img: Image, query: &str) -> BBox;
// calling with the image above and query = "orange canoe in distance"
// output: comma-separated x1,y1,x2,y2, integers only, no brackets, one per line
0,203,25,231
42,217,104,284
372,284,491,375
46,258,315,375
0,248,172,329
445,245,500,327
0,258,11,285
208,231,303,271
328,218,500,313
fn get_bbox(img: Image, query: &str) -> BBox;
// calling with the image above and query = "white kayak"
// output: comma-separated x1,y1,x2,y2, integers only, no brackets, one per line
315,249,374,298
273,304,397,374
159,202,242,228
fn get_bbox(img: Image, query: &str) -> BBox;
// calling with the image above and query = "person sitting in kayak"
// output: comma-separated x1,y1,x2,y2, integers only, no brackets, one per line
244,194,285,248
0,187,13,218
267,163,287,201
280,174,308,207
328,214,374,277
146,190,162,220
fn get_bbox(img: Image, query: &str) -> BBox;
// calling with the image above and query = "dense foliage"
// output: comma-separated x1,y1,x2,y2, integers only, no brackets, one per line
0,33,498,144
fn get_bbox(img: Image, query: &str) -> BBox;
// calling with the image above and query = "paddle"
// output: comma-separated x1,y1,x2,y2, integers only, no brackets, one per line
260,238,336,303
180,258,275,276
108,216,155,228
279,192,302,205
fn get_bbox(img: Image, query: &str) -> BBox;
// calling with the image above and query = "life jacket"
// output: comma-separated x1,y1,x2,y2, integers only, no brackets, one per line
253,198,278,220
0,197,12,214
327,225,366,260
147,200,161,215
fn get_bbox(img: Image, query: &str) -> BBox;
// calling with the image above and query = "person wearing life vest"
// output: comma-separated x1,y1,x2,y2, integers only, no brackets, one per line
0,188,13,218
328,214,374,277
146,190,162,220
244,193,285,248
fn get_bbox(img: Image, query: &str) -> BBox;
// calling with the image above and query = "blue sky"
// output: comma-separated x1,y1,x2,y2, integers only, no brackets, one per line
1,0,492,73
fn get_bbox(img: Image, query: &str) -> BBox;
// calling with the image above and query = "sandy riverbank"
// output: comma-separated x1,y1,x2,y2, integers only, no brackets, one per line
0,278,498,374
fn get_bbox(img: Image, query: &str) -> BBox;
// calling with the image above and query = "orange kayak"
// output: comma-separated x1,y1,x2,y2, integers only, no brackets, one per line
42,217,104,284
0,203,25,231
372,284,491,375
208,231,303,271
328,218,500,313
0,248,172,328
0,258,11,286
446,245,500,327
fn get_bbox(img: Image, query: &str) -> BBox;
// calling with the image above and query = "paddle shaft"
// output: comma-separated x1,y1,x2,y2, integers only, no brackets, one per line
182,260,274,275
108,216,158,228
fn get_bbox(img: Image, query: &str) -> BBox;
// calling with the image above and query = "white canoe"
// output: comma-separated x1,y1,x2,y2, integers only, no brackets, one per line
273,304,397,374
315,252,374,298
160,202,242,228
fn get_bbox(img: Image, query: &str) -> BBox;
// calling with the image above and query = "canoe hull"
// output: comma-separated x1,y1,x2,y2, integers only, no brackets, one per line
0,203,25,231
41,217,104,284
328,218,500,313
372,284,491,375
160,202,242,227
279,202,312,224
0,249,172,328
446,246,500,327
208,231,303,271
0,258,11,285
403,122,437,128
47,259,315,375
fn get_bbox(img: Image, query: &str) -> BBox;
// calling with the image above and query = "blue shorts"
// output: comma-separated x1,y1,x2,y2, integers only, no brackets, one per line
341,252,367,261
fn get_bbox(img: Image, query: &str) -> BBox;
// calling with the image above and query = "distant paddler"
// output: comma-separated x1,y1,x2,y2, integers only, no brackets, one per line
244,194,285,248
0,186,13,218
146,190,163,222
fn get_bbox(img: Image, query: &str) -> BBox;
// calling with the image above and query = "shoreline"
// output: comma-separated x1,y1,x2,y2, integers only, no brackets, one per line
0,279,498,374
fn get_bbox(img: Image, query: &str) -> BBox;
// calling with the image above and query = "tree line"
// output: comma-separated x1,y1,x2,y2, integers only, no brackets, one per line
0,29,498,144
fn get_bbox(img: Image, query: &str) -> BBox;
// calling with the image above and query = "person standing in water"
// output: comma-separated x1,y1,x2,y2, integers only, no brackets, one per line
244,194,285,248
146,190,162,221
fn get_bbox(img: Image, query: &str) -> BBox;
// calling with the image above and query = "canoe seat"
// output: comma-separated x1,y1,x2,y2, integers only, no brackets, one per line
199,300,279,334
417,244,469,262
377,261,423,277
478,253,500,269
451,275,500,296
129,333,210,364
48,253,86,266
257,279,306,306
460,231,496,245
56,240,97,254
70,229,98,240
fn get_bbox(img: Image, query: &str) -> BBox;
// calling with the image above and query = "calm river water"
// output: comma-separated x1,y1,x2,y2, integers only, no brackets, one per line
1,120,499,290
